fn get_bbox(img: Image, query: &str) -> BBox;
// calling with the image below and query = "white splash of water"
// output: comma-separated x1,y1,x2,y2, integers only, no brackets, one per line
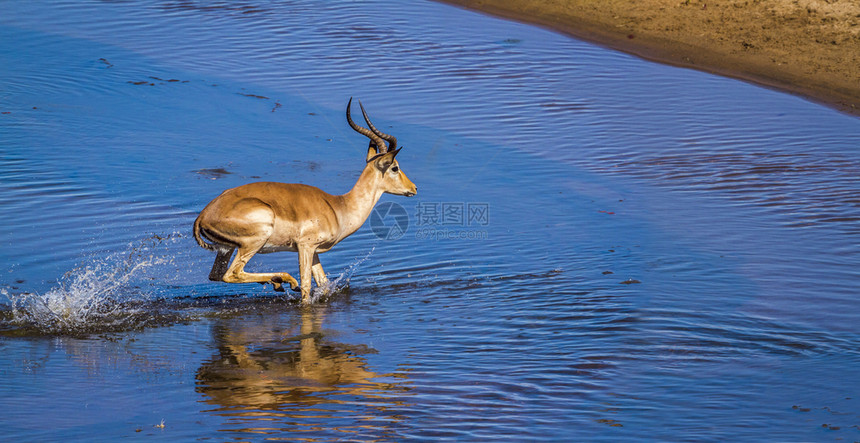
6,234,183,333
309,247,375,303
4,238,376,331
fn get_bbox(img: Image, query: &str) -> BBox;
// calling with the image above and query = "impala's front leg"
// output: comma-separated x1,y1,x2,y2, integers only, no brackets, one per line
297,245,315,304
311,253,329,291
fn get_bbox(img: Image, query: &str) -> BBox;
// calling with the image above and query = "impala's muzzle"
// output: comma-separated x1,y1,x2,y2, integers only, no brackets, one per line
402,180,417,197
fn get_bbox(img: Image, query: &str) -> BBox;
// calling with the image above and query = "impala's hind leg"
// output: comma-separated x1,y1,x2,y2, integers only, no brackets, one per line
221,238,299,292
209,248,235,282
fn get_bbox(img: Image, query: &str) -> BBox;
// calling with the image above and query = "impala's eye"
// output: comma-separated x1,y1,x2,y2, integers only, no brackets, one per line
391,166,399,173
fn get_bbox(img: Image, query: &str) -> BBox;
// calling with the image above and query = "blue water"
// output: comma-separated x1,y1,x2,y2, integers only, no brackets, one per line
1,0,859,440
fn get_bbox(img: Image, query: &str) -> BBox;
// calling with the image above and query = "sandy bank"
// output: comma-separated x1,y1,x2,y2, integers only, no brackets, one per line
439,0,860,116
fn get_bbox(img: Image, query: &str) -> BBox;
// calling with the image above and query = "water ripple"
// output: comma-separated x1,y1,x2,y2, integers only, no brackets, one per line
2,0,860,441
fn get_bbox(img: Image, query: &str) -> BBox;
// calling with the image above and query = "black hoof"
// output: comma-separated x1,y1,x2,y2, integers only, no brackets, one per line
269,277,286,292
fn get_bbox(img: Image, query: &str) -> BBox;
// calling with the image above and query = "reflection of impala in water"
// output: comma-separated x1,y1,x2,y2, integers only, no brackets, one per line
196,307,407,437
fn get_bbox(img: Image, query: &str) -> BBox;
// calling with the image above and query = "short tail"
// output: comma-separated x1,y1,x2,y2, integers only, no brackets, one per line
192,214,216,251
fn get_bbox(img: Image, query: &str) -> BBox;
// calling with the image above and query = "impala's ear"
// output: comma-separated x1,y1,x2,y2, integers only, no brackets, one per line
365,141,379,162
371,147,401,172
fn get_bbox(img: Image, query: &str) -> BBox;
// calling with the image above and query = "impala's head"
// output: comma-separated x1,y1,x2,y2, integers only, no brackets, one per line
367,147,417,196
347,98,417,197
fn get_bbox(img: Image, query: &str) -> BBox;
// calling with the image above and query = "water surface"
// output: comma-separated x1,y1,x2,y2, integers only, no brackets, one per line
1,1,859,441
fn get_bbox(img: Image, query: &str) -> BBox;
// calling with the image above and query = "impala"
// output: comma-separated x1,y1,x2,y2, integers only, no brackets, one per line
193,98,417,303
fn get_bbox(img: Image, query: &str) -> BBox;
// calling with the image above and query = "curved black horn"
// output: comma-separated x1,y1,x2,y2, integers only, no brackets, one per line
359,101,397,151
346,97,386,154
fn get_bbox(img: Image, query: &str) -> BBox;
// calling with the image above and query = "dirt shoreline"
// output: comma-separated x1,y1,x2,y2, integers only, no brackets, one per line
438,0,860,116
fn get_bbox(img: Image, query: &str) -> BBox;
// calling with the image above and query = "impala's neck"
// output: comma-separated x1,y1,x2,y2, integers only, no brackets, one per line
337,165,383,238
